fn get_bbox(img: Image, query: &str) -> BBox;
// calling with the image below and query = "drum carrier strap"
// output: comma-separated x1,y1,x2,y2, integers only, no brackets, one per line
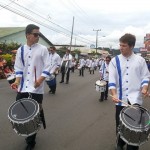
115,56,122,106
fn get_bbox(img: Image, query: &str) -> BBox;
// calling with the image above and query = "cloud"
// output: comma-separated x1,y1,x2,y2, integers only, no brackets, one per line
1,0,150,49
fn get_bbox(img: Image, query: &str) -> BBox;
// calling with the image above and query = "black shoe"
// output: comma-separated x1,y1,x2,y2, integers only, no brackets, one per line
59,81,64,83
99,99,103,102
51,92,55,94
25,144,35,150
66,81,68,84
49,90,52,93
104,97,108,100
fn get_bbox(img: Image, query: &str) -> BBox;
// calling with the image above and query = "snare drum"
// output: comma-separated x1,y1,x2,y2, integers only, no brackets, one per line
7,74,16,84
8,98,41,136
95,80,106,92
119,106,150,146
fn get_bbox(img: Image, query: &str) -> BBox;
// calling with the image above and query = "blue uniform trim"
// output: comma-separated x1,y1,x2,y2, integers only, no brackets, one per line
115,56,122,106
21,46,25,66
102,63,105,79
141,80,149,86
42,71,50,76
19,76,24,92
16,71,23,75
108,83,116,87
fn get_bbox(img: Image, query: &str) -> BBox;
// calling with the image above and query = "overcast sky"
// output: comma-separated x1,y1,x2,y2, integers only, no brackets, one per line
0,0,150,49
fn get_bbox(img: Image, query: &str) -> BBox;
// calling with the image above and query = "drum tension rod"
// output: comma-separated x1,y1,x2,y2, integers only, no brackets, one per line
122,111,135,121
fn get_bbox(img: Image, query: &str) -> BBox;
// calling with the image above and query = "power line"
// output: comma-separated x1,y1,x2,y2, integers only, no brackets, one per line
0,1,94,45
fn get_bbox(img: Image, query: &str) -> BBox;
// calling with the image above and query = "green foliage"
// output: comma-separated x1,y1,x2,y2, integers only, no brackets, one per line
1,54,12,66
0,42,21,54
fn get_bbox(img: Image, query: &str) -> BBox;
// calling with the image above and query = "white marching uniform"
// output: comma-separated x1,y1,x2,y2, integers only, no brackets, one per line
109,53,150,106
15,43,51,94
49,52,61,74
61,54,72,68
99,62,109,81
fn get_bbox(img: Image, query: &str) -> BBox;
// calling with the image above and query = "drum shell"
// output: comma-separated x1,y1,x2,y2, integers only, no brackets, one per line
119,120,150,146
7,74,16,84
95,80,106,92
119,106,150,146
10,113,41,136
8,98,41,137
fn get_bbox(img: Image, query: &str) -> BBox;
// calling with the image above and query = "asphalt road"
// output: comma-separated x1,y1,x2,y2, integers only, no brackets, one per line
0,69,150,150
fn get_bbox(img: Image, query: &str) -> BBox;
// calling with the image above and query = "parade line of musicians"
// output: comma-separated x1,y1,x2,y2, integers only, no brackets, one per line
8,24,150,150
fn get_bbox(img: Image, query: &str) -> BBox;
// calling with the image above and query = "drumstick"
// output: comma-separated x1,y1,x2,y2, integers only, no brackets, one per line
34,66,37,82
109,94,137,109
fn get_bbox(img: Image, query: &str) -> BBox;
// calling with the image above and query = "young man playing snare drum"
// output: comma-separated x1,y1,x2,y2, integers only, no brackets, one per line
109,33,150,150
11,24,51,150
99,56,111,102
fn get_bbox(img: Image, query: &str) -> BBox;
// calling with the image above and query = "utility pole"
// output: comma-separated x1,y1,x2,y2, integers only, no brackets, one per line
93,29,101,54
70,16,75,51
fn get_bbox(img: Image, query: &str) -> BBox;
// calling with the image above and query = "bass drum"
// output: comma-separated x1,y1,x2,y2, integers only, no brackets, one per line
8,98,41,137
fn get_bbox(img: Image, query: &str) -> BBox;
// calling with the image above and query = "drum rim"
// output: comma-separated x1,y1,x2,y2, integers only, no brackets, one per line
120,134,147,146
120,106,150,131
8,98,39,123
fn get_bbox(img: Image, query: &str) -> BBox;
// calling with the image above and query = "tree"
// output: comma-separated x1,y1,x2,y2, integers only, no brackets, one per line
0,42,21,54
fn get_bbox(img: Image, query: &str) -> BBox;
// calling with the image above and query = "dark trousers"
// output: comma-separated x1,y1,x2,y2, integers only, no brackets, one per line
100,81,108,100
71,66,75,72
90,69,94,74
116,105,139,150
79,67,84,76
16,92,44,146
61,68,71,82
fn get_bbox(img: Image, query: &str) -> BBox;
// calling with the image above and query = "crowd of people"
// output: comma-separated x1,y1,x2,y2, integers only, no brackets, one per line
5,24,150,150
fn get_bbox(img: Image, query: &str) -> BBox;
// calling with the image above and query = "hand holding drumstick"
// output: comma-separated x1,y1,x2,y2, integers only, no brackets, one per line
109,94,137,109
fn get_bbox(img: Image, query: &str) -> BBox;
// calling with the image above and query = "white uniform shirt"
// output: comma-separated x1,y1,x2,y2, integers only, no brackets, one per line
79,58,86,67
85,59,90,67
15,43,50,94
49,52,61,74
61,54,72,68
99,62,109,81
109,53,150,106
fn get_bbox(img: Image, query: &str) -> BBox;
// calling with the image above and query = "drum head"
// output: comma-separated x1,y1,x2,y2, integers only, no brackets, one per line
7,74,15,81
120,106,150,130
96,80,106,86
8,98,39,122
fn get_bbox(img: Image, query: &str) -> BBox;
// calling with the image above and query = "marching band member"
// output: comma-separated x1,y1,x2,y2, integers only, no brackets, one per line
60,49,72,84
71,58,76,73
109,33,150,150
46,46,61,94
78,57,86,76
89,58,95,74
11,24,51,150
99,56,111,102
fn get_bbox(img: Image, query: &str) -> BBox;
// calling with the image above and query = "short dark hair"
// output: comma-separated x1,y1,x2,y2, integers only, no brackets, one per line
119,33,136,47
25,24,39,34
106,56,111,60
49,46,56,51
